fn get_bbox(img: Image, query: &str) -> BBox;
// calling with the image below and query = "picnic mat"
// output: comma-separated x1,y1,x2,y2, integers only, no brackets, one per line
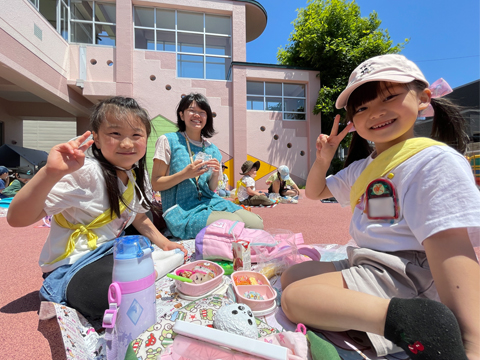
40,240,409,360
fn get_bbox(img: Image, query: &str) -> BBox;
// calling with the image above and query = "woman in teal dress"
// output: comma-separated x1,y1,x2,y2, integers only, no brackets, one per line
151,93,263,239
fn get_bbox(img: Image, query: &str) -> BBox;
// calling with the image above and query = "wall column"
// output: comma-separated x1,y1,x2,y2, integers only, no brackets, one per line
115,0,133,96
232,66,248,185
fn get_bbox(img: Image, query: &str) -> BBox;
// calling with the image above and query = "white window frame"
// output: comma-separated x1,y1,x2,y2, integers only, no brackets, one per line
69,0,116,46
28,0,40,10
133,7,232,81
246,81,307,121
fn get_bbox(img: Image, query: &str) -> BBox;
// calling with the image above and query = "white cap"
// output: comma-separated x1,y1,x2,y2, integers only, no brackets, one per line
336,54,429,109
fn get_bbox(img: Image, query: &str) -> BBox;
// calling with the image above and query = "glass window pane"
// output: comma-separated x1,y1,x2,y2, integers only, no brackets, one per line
135,28,155,50
157,31,175,51
206,57,229,80
178,12,203,32
247,96,264,110
266,97,282,111
134,7,154,27
284,98,305,112
284,83,305,97
265,82,282,96
205,15,231,35
71,22,93,43
284,113,306,120
178,54,204,79
177,33,203,54
157,9,175,29
95,3,116,23
71,1,93,21
247,81,264,95
60,2,68,41
95,24,116,46
206,36,231,56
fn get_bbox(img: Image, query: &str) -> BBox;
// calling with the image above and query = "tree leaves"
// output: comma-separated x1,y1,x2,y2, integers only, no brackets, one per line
277,0,408,135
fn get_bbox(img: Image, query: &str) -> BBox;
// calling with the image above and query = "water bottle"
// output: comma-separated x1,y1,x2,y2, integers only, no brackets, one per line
103,236,157,360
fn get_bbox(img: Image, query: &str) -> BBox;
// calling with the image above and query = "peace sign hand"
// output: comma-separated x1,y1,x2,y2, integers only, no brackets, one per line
315,115,353,163
45,131,94,178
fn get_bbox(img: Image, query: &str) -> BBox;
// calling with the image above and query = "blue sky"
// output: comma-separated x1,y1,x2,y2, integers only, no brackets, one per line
246,0,480,89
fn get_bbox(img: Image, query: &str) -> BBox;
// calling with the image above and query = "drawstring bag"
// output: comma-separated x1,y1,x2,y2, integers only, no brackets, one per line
194,219,320,263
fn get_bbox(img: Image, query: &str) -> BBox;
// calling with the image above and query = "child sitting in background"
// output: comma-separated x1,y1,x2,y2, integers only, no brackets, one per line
236,160,273,206
216,163,231,197
0,166,10,197
266,165,300,198
1,166,34,198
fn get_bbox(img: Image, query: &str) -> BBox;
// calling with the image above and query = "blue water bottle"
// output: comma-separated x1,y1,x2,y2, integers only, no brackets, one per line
103,236,157,360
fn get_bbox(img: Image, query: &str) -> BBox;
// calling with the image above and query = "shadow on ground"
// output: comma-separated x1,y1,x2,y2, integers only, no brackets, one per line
1,291,40,314
38,318,68,360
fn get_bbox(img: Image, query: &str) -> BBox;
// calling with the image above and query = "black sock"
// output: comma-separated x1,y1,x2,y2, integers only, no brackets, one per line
384,298,467,360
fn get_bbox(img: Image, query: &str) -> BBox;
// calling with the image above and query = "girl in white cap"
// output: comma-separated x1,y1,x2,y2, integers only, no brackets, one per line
281,54,479,359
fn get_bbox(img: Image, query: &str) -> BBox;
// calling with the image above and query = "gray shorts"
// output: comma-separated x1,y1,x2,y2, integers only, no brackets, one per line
332,246,440,356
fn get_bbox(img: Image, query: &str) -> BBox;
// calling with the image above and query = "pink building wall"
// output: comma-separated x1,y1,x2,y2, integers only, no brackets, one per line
1,0,321,186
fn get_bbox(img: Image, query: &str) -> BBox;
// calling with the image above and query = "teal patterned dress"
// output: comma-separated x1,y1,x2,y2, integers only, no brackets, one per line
160,132,240,239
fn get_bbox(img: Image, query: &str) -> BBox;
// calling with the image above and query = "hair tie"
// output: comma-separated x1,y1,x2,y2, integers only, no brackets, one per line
419,78,452,118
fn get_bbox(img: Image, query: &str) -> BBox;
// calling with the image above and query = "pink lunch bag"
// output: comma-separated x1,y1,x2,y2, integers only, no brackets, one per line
194,219,320,263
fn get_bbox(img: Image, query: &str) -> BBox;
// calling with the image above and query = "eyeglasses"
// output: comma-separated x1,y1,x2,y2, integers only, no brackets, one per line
186,109,207,117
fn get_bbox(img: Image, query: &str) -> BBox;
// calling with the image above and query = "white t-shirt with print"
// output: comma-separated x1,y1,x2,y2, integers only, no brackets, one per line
326,145,480,252
40,158,148,273
237,175,255,202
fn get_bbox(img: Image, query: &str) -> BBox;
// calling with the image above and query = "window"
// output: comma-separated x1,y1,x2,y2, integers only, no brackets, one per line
28,0,40,10
134,7,232,80
247,82,306,120
70,1,116,45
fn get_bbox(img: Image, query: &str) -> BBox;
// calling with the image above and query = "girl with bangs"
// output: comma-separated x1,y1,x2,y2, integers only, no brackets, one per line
281,55,479,360
8,97,186,326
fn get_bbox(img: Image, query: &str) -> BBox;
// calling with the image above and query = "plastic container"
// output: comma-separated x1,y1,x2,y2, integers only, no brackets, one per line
103,236,157,360
251,228,299,278
231,270,277,315
173,260,224,297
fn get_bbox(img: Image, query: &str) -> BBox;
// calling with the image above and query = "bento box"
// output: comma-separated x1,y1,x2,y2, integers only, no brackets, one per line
173,260,224,297
231,270,277,315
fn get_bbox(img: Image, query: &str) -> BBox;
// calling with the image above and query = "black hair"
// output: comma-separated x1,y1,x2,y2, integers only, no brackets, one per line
90,96,155,218
176,93,215,138
343,80,469,168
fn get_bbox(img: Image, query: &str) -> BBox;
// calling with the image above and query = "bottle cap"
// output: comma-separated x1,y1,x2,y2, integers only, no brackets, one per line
114,236,154,260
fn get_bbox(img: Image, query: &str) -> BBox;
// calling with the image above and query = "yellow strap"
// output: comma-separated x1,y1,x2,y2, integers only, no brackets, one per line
349,137,445,212
234,179,247,199
48,174,136,264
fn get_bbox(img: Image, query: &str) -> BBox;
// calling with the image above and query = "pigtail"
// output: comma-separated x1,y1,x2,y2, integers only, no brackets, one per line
133,156,158,215
429,97,469,154
344,132,373,168
91,143,123,218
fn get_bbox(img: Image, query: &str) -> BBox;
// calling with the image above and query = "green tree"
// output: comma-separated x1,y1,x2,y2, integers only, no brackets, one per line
278,0,408,135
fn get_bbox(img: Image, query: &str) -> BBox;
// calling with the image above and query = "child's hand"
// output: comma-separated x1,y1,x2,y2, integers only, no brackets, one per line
45,131,94,178
315,115,353,163
163,241,188,261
